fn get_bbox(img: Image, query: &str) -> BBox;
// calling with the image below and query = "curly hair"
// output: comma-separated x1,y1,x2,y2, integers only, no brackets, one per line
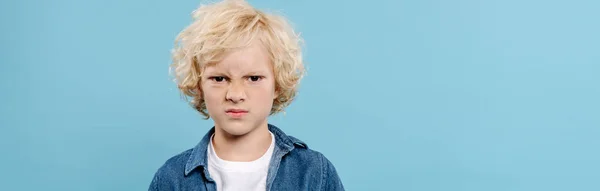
169,0,305,119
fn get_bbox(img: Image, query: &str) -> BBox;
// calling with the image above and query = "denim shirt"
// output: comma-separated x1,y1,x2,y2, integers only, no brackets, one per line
148,124,345,191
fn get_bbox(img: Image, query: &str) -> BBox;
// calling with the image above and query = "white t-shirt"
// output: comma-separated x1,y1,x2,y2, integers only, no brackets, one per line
207,132,275,191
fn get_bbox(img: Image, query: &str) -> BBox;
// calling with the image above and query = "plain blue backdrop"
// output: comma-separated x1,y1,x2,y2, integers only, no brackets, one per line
1,0,599,190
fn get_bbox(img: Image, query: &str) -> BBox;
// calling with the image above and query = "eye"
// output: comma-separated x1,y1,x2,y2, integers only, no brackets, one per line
249,76,263,82
209,76,226,82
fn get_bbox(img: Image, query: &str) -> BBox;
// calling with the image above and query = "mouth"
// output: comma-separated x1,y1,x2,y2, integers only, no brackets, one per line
225,109,248,118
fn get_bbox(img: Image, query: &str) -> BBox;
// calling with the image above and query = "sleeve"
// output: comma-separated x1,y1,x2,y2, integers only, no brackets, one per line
148,171,160,191
321,154,345,191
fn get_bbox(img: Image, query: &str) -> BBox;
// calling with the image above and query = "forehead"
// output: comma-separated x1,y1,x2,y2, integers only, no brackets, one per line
205,41,272,74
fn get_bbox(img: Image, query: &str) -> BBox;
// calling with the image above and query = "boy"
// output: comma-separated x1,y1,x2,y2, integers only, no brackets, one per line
148,0,345,190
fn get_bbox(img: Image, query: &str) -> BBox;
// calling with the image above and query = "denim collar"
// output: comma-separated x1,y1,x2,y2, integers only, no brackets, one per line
184,123,307,176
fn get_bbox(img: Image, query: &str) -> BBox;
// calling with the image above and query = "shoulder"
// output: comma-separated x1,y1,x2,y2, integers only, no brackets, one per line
148,149,194,190
277,136,345,190
285,136,326,163
155,149,193,176
283,135,337,173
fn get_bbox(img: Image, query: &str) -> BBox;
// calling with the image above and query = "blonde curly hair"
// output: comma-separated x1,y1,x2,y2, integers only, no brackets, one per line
170,0,305,119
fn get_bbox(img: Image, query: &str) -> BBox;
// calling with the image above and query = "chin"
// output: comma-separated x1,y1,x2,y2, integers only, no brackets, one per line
217,120,257,136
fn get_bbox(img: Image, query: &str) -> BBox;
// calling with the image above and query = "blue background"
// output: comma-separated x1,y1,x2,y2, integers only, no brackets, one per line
1,0,599,190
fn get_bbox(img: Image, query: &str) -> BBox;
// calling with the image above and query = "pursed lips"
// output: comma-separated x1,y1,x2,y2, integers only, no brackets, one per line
225,108,248,118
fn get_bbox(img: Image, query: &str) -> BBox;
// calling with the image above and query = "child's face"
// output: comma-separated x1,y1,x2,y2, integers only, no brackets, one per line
200,40,277,135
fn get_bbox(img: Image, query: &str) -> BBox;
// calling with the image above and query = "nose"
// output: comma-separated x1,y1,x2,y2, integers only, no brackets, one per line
225,81,246,103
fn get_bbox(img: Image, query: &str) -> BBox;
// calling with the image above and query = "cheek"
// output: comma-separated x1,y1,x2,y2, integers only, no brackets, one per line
201,86,223,107
254,83,277,103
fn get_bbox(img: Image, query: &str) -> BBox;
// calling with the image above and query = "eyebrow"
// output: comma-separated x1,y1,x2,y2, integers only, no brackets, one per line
246,71,266,76
202,71,226,77
202,70,268,78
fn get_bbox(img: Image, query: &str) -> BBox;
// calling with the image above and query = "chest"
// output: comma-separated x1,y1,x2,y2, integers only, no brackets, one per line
179,166,322,191
208,166,269,191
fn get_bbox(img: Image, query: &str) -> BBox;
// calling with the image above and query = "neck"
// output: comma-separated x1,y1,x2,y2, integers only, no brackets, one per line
212,122,272,162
